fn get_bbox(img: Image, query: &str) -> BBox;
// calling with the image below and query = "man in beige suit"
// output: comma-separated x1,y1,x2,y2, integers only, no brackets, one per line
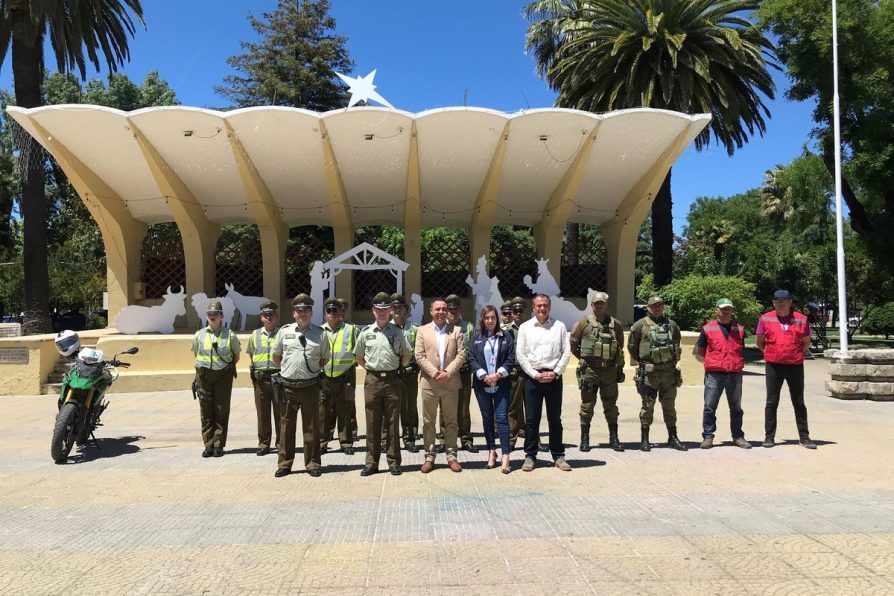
415,297,467,473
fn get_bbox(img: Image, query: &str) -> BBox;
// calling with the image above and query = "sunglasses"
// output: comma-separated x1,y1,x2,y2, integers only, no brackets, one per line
325,307,339,314
293,306,310,312
206,312,221,318
511,308,524,313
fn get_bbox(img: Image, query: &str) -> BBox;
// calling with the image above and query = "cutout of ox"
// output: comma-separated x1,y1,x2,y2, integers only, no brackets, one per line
224,283,267,331
190,293,236,330
114,286,186,334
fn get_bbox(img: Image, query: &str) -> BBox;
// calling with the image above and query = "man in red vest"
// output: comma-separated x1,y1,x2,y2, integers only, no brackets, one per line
756,289,816,449
694,298,751,449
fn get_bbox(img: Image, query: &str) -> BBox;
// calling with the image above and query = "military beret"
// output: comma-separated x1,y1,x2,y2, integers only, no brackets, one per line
372,292,392,308
259,300,278,313
291,293,313,308
391,293,409,307
444,294,462,308
323,296,340,309
647,296,664,306
590,292,609,303
206,300,223,313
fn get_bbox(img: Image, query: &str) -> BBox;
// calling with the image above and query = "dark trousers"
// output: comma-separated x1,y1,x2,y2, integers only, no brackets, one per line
400,372,419,445
321,373,355,447
765,362,809,439
508,369,526,441
253,377,281,449
278,385,321,471
523,376,564,460
364,375,401,469
475,384,510,455
196,366,233,449
458,369,473,445
702,371,744,439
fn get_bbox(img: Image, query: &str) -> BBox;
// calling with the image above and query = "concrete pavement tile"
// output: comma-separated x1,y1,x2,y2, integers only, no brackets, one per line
504,557,588,584
641,554,733,582
576,555,662,583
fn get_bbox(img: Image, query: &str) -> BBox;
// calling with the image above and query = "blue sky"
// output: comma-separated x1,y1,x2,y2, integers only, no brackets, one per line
1,0,819,233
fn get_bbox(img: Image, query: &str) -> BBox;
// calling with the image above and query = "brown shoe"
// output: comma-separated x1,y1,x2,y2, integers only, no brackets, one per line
448,459,462,473
420,460,434,474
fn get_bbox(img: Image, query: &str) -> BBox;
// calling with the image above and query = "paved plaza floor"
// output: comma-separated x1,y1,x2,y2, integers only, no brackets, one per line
1,358,892,595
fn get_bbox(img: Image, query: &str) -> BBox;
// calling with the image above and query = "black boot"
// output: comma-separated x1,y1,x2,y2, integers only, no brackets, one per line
667,426,688,451
579,423,591,452
640,427,651,452
608,423,624,452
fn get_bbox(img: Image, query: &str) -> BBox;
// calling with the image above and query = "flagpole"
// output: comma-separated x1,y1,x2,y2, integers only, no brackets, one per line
831,0,848,353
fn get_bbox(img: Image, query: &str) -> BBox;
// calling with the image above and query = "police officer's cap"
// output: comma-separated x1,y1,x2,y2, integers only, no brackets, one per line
500,300,512,314
391,293,409,307
510,296,527,311
647,296,664,306
291,293,313,308
259,300,278,314
336,298,349,309
206,300,223,314
444,294,462,309
372,292,392,308
323,296,340,309
591,292,609,303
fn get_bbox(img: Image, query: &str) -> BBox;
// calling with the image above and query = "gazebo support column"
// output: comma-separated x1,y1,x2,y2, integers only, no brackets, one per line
469,122,511,276
320,121,353,311
131,121,220,328
602,201,650,326
403,122,422,299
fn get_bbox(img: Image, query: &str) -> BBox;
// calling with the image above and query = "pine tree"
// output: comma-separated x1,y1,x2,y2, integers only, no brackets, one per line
216,0,353,110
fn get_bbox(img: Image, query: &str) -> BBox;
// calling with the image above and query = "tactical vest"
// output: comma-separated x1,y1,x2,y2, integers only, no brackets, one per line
637,318,678,364
760,311,809,365
195,327,236,370
702,320,745,373
324,323,356,378
579,316,619,361
249,327,280,371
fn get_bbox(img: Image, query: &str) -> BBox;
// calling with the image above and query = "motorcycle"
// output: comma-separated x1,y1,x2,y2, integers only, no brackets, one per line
51,346,139,464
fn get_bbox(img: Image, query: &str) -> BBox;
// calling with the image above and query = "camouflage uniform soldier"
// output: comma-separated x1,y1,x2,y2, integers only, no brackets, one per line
320,296,358,455
628,296,687,452
246,300,281,456
391,293,420,453
569,292,625,452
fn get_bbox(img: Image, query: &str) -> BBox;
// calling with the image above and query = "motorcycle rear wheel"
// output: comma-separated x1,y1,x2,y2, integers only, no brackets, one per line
51,402,79,464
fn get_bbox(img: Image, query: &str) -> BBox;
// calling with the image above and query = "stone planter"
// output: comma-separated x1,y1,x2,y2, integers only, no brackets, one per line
825,349,894,401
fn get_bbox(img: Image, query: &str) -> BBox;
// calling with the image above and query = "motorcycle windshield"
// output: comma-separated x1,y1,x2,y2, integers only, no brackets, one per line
64,372,98,392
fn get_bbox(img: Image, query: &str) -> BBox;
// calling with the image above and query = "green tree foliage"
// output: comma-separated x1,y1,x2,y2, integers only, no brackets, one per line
525,0,777,287
216,0,352,110
660,274,762,331
0,0,144,333
860,302,894,339
759,0,894,271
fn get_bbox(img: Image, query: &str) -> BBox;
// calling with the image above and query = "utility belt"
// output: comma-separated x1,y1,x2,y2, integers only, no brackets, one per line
460,364,470,374
580,357,613,369
402,361,420,374
279,375,322,390
366,369,400,380
250,368,278,383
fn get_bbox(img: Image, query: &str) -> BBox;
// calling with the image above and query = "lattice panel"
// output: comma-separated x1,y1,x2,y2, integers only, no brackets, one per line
421,228,469,298
215,225,263,297
141,223,185,299
285,227,334,299
489,226,536,299
561,225,607,297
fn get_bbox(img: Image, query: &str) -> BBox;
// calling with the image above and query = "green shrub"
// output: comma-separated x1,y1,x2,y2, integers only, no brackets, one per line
860,302,894,339
659,275,762,332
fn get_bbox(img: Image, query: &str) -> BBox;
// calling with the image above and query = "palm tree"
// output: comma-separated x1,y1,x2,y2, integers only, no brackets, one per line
526,0,777,287
0,0,143,333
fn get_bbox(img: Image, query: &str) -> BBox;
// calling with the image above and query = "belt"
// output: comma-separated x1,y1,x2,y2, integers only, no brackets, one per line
253,369,277,378
366,369,400,379
280,376,320,389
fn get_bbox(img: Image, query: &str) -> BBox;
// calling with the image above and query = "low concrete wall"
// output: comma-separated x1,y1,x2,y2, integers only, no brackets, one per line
1,329,705,395
825,349,894,401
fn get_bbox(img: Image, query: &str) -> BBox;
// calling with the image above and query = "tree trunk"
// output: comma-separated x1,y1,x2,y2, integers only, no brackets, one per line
12,24,52,334
651,169,673,287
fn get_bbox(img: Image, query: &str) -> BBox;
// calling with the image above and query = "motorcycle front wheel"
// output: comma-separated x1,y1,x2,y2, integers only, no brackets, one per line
51,402,79,464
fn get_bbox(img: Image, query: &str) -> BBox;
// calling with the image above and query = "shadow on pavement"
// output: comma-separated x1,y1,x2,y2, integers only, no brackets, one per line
72,435,143,463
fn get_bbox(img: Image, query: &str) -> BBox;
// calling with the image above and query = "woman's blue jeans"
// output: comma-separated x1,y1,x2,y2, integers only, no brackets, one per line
474,384,510,455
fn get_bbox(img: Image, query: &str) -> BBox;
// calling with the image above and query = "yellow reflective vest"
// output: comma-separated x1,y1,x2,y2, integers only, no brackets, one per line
193,327,238,370
323,322,356,378
247,327,280,371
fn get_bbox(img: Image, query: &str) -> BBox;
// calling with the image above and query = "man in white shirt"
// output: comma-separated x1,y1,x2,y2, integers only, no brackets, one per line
515,294,572,472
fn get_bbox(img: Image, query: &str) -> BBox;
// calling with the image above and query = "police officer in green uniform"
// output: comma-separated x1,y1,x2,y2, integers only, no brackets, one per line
337,298,360,442
191,300,241,458
272,294,330,478
390,293,420,452
246,300,280,456
569,292,625,452
500,301,512,327
444,294,478,453
628,296,687,452
320,296,358,455
506,296,528,446
355,292,412,476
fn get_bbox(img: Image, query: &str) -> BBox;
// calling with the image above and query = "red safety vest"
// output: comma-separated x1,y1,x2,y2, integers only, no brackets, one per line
759,310,809,365
702,320,745,373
